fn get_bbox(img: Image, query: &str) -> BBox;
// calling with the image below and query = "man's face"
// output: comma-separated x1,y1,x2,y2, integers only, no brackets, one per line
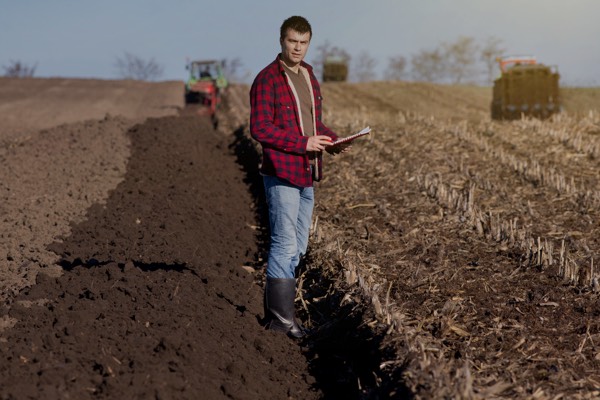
280,29,311,67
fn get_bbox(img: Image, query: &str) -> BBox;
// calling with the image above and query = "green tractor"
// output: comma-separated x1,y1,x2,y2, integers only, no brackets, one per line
185,60,228,116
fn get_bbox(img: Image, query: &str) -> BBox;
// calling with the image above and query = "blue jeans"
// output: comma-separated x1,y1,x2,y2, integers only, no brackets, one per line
263,175,314,279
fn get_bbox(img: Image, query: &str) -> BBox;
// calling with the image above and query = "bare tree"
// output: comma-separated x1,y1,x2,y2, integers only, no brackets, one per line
3,61,37,77
480,36,505,85
352,51,377,82
410,36,481,84
384,55,407,81
411,48,446,82
114,52,164,81
220,57,251,83
311,41,350,80
443,36,479,84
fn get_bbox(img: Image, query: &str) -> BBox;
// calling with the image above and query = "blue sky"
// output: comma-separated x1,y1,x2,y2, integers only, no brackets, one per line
1,0,598,86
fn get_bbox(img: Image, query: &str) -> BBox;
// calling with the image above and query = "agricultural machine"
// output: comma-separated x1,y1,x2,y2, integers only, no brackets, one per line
491,56,560,120
322,56,348,82
185,59,228,116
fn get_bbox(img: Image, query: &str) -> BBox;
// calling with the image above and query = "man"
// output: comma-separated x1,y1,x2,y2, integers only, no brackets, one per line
250,16,347,338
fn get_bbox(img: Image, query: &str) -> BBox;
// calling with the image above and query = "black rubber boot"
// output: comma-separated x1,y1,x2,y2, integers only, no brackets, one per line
264,277,306,339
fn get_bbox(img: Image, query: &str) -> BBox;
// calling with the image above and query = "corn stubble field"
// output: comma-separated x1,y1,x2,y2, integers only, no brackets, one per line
234,81,600,399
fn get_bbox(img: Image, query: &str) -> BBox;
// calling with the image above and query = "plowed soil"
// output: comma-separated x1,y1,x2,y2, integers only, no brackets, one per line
0,78,326,399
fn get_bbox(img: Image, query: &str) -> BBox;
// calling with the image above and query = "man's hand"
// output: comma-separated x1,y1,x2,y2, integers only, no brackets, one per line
306,135,333,152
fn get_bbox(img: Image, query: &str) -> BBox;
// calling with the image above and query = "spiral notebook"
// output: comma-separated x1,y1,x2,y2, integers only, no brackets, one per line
330,126,371,146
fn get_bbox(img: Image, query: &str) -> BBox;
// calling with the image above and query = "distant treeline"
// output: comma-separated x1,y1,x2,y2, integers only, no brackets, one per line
311,36,506,85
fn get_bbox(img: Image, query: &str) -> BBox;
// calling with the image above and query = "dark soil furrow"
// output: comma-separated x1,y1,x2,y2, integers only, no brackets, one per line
0,115,320,400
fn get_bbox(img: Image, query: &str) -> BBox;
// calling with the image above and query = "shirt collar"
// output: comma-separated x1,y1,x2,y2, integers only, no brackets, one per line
276,53,313,74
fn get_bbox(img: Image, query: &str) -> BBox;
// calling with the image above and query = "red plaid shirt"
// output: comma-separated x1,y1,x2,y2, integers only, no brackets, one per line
250,55,338,188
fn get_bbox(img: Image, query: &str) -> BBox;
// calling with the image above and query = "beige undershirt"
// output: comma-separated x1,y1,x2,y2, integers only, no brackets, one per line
282,64,315,137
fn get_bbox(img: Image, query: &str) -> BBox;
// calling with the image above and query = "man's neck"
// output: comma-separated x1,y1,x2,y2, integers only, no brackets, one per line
281,58,300,74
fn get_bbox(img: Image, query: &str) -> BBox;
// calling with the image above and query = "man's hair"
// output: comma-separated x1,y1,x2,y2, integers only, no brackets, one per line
280,16,312,40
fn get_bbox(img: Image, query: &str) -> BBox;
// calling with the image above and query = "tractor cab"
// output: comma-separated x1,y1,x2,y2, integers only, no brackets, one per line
186,60,227,92
185,60,228,116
